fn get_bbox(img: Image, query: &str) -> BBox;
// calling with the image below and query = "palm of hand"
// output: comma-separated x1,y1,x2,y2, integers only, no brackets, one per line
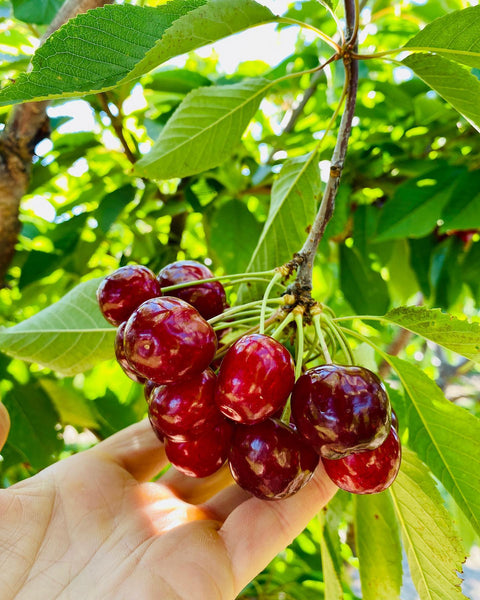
0,417,336,600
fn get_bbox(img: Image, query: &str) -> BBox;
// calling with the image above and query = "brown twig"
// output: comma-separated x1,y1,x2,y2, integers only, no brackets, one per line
0,0,115,286
292,0,359,293
97,92,137,165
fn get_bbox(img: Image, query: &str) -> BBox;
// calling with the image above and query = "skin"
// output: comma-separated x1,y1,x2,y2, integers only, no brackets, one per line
0,403,337,600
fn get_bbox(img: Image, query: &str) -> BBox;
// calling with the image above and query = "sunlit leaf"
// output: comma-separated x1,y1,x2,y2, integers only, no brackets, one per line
404,5,480,69
0,0,275,106
384,306,480,362
389,449,466,600
0,278,116,376
135,78,272,179
355,493,402,600
389,356,480,535
403,54,480,132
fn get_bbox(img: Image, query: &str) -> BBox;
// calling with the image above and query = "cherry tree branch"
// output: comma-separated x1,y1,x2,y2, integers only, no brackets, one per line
292,0,359,293
0,0,114,286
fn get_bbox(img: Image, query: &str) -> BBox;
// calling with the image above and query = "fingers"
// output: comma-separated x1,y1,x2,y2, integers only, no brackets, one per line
93,418,168,482
219,462,338,594
204,484,252,522
0,402,10,451
161,463,235,505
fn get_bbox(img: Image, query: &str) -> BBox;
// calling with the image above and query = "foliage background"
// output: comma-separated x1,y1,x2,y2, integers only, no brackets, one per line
0,0,479,597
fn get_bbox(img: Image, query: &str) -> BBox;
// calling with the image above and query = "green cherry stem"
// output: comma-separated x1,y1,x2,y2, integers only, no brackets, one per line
162,269,277,292
323,314,355,364
312,314,333,363
294,312,305,380
270,311,295,341
208,298,282,325
260,271,283,335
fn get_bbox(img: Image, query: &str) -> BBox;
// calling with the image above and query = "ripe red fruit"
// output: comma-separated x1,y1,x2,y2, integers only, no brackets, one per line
114,322,146,384
97,265,161,326
148,368,223,441
123,296,217,385
291,364,391,459
322,427,401,494
228,419,319,500
215,333,295,424
165,419,233,478
157,260,226,320
144,380,157,404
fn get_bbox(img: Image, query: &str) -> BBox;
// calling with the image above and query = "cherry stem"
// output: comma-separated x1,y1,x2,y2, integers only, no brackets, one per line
294,312,305,380
312,314,333,364
161,269,276,292
323,315,355,364
270,311,295,341
260,272,283,335
208,298,282,325
292,0,359,294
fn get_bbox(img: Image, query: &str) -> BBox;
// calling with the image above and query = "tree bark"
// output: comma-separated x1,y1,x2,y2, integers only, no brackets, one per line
0,0,115,286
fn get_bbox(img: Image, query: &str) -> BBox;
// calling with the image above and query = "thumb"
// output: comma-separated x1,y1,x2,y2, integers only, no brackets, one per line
0,402,10,451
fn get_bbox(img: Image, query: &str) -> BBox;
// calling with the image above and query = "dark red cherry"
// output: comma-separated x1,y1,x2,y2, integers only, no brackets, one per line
228,419,319,500
157,260,226,320
215,334,295,424
148,368,223,441
114,322,146,384
149,413,165,443
124,296,217,385
291,364,391,459
165,419,233,478
391,409,399,431
322,427,401,494
97,265,161,326
144,380,157,404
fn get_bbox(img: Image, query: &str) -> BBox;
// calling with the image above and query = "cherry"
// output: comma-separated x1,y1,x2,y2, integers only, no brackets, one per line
228,419,319,500
157,260,226,320
114,322,146,384
148,368,224,441
144,380,157,404
215,334,295,424
322,427,401,494
391,409,399,431
123,296,217,385
165,419,233,478
97,265,161,326
291,364,391,459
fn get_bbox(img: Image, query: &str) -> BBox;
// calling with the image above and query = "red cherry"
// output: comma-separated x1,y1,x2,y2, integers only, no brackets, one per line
157,260,226,320
144,380,157,404
148,368,224,441
228,419,319,500
97,265,161,326
123,297,217,385
114,322,146,384
165,419,233,478
291,364,391,459
322,427,401,494
215,334,295,424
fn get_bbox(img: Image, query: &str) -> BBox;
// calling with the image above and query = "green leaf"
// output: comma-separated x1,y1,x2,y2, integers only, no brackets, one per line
375,166,463,242
355,493,402,600
389,356,480,535
0,278,116,376
0,0,275,106
12,0,64,25
40,379,100,430
339,244,390,316
404,5,480,69
440,170,480,232
318,510,344,600
240,151,321,300
207,199,262,274
3,383,62,470
95,184,136,234
135,78,271,179
389,449,466,600
403,54,480,132
384,305,480,362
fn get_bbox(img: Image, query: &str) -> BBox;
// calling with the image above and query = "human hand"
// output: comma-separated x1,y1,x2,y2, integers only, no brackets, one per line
0,409,337,600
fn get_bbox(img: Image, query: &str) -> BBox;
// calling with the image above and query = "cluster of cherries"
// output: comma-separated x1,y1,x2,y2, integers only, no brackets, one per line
97,260,401,500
